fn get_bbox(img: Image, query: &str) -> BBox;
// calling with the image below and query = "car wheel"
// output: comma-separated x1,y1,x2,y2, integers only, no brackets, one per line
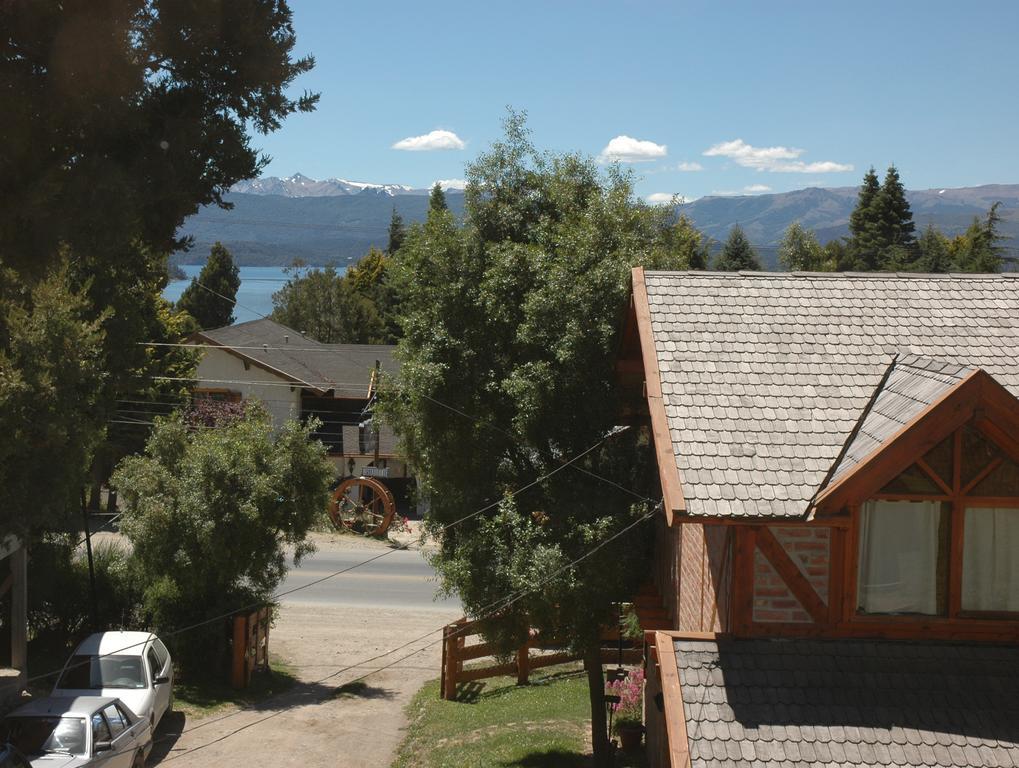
132,750,146,768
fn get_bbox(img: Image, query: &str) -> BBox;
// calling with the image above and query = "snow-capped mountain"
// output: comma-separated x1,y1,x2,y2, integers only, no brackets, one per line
231,173,428,198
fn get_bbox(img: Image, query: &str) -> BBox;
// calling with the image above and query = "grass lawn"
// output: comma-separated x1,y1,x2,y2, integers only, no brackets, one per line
393,665,648,768
172,656,298,718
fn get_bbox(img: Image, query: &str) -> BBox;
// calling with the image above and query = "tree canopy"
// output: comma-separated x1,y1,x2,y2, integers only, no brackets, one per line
382,110,682,766
271,264,386,343
779,222,828,271
1,0,317,277
176,242,241,330
429,183,448,213
112,402,332,673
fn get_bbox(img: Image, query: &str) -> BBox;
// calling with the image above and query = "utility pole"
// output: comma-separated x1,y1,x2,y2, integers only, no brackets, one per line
80,490,99,631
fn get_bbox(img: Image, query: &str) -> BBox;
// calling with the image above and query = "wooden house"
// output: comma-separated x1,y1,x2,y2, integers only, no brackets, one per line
617,269,1019,767
192,319,412,499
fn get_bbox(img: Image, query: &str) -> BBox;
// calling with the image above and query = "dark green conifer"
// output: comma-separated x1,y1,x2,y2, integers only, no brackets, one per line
176,242,241,329
715,225,761,271
429,183,448,213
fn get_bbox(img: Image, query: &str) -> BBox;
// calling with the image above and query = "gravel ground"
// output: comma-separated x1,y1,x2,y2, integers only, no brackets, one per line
151,530,460,767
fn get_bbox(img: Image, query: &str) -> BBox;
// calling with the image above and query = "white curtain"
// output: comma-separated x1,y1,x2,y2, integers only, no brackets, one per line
857,500,942,615
962,507,1019,612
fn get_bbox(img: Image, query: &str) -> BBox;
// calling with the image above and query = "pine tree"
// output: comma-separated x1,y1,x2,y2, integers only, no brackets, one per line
874,165,916,253
715,225,761,271
176,242,241,329
847,168,882,269
429,182,448,213
387,207,406,254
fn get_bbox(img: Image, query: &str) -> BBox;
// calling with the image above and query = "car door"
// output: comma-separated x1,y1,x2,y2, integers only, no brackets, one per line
146,645,170,724
92,708,132,768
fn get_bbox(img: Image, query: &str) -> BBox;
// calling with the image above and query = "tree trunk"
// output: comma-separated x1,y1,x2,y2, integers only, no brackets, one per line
584,644,611,768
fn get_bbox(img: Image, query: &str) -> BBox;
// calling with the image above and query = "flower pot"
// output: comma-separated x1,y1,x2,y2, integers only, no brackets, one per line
617,722,644,751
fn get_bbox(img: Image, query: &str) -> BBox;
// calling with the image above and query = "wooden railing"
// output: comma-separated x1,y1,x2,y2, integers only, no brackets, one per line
439,617,641,700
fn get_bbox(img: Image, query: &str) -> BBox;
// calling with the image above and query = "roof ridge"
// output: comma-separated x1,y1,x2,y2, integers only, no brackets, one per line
644,270,1019,279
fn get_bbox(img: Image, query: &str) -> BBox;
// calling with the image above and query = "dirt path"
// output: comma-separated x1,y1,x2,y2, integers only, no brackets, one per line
152,533,459,767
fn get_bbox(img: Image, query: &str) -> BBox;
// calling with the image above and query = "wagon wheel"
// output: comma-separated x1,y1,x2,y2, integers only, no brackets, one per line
328,476,397,536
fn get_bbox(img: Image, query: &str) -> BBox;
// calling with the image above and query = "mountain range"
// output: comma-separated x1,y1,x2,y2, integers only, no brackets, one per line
173,175,1019,268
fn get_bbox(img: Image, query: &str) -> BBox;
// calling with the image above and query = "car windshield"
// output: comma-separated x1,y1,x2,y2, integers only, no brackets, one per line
3,716,87,756
57,654,146,690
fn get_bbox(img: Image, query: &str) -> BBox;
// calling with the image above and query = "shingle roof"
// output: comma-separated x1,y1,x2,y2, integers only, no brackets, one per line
198,318,397,397
826,354,975,484
673,637,1019,768
641,271,1019,519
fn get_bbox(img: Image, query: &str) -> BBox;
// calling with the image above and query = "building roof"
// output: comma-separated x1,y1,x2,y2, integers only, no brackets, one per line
197,318,397,397
638,270,1019,519
671,636,1019,768
826,354,975,485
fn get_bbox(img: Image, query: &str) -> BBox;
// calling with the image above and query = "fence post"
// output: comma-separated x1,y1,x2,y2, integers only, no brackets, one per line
442,624,458,700
231,614,248,689
516,643,529,686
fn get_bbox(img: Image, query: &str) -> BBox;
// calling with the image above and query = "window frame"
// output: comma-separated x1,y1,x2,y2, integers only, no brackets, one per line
851,422,1019,623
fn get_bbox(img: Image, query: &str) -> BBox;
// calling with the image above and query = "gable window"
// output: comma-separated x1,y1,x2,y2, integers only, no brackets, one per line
858,500,948,615
855,425,1019,620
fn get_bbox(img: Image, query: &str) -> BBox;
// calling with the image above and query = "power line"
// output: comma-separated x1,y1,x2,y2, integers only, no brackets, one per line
156,503,659,761
27,431,647,686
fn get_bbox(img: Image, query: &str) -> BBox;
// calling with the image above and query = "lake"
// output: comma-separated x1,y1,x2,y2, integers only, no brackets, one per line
163,265,339,324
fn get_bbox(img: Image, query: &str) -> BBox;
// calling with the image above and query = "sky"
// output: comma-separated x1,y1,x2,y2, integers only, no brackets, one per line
253,1,1019,202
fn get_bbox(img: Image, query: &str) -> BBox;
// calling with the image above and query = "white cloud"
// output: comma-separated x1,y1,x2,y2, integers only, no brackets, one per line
433,178,467,191
392,130,466,151
676,161,703,172
703,138,852,173
646,192,690,204
598,135,667,163
710,184,774,196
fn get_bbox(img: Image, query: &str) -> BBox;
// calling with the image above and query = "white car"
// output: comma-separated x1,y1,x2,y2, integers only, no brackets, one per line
52,633,173,730
2,695,152,767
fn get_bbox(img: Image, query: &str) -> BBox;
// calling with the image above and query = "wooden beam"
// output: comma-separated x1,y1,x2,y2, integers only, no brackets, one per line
730,527,757,636
631,267,686,522
655,632,691,768
755,526,828,624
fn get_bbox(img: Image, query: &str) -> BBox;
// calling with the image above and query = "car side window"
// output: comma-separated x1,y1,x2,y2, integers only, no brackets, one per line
147,647,162,679
153,639,170,668
114,703,135,727
92,712,112,744
103,705,126,739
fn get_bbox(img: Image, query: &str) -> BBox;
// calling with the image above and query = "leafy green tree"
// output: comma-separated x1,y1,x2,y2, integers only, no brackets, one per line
429,183,449,213
949,202,1008,272
346,248,401,342
112,403,332,674
715,225,761,271
0,264,105,537
2,2,313,537
779,222,828,271
387,207,407,255
383,111,681,767
1,1,317,278
271,265,386,343
914,225,952,272
824,239,854,272
666,215,711,270
176,242,242,330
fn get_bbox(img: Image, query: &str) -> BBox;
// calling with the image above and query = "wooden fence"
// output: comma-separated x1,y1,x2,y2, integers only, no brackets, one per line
439,617,640,700
231,606,271,689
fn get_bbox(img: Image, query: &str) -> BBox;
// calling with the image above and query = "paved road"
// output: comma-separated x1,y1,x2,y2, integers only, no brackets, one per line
280,544,460,611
